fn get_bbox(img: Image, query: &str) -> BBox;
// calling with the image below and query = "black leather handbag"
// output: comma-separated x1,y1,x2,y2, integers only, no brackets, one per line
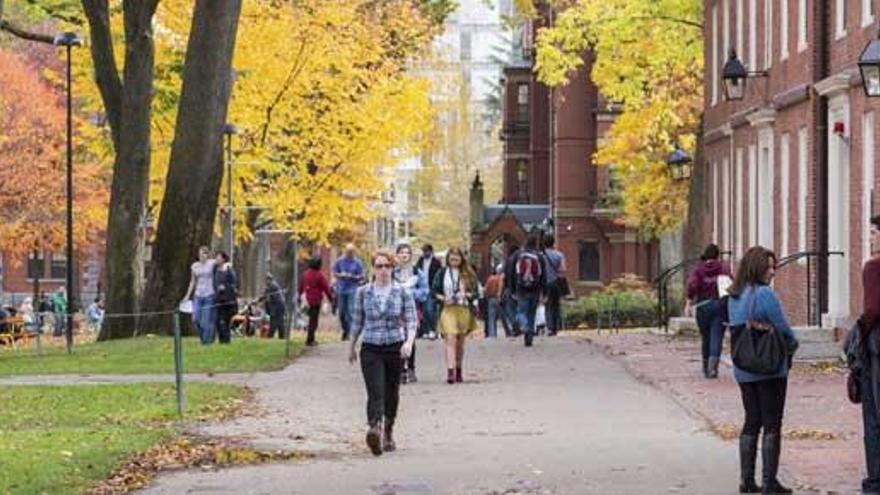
729,295,788,374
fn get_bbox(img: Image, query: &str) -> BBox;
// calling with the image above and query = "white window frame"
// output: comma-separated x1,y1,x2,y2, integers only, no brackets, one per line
722,158,731,250
749,0,758,70
798,127,808,254
736,147,745,258
723,0,731,58
737,0,744,57
758,131,775,250
836,0,848,39
713,161,719,244
864,0,876,28
864,112,875,264
797,0,807,52
780,133,791,256
712,4,719,106
749,144,758,246
764,0,773,69
780,0,789,60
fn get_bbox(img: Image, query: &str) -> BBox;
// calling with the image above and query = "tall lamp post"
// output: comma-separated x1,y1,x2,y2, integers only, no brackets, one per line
223,123,239,263
859,28,880,97
54,32,82,354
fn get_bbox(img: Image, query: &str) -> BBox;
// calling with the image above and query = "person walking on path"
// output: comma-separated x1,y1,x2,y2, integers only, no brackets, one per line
262,273,286,339
507,235,546,347
847,215,880,494
416,244,442,339
541,235,568,336
185,246,218,345
214,251,238,344
299,256,334,346
84,297,104,334
501,244,521,337
334,243,365,341
432,247,479,384
727,246,797,494
483,264,508,338
348,248,417,456
392,243,421,383
51,286,67,337
686,244,732,379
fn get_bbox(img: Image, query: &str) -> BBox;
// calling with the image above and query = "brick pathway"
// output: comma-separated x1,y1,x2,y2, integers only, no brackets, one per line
586,330,862,494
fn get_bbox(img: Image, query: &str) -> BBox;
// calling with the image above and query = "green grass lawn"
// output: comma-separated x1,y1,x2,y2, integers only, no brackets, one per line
0,383,244,495
0,336,303,376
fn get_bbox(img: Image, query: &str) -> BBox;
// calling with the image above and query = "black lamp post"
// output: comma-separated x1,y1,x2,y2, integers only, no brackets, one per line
666,144,693,181
859,28,880,97
223,123,239,263
722,49,768,101
54,32,82,354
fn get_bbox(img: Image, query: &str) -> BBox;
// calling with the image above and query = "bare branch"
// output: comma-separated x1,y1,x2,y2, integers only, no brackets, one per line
0,19,54,44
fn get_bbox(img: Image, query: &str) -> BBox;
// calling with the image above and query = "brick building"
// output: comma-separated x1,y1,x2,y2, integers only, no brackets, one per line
701,0,880,326
469,9,657,291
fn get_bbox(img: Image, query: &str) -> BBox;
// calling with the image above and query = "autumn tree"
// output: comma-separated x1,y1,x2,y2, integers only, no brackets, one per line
0,47,107,261
525,0,703,238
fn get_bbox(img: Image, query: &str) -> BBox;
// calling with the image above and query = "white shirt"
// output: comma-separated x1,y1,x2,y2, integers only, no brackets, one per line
373,282,393,313
191,259,217,298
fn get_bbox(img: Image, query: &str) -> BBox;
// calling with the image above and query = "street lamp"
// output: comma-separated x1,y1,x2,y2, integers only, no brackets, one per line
53,32,82,355
223,123,239,263
666,144,693,181
722,49,767,101
859,28,880,97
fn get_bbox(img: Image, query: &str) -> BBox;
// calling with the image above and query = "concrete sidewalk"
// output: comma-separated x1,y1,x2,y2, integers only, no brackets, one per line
588,330,863,493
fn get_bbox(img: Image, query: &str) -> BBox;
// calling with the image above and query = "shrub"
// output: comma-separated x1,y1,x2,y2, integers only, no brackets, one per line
563,289,657,329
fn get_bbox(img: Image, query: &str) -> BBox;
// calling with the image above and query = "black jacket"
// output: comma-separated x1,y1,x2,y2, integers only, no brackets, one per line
214,265,238,304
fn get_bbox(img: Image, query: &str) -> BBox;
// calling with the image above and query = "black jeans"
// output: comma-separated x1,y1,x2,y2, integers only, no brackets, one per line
268,305,285,339
545,284,562,334
404,341,416,372
862,367,880,492
360,343,403,427
216,303,237,344
306,305,320,344
739,378,787,436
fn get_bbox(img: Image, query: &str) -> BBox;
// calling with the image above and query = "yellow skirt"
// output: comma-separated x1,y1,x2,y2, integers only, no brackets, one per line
439,305,477,336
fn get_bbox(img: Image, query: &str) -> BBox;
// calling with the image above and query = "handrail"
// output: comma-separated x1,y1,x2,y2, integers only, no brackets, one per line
654,251,733,286
777,250,843,269
654,251,731,332
775,250,844,326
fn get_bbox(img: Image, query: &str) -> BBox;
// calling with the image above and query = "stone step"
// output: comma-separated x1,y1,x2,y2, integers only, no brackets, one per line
667,317,699,337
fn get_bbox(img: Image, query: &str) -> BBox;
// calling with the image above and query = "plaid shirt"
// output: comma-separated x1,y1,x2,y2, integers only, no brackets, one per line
351,283,417,346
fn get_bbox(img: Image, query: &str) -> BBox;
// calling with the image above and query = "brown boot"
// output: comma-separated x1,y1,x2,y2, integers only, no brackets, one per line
383,422,396,452
365,423,382,456
455,367,463,383
447,368,455,384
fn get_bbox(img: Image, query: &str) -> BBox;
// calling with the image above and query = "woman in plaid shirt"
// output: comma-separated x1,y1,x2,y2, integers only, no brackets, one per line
348,248,418,456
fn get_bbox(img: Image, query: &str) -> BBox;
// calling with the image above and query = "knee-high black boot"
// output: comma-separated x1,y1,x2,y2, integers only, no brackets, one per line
761,433,792,494
739,434,761,493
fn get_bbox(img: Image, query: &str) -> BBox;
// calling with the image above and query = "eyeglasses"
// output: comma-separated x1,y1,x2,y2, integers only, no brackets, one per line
374,264,392,269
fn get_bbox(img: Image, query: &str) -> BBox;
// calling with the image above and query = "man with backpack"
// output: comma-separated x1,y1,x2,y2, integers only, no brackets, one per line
505,235,546,347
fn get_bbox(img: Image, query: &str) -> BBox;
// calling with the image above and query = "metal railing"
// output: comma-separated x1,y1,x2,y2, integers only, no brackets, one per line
654,251,732,332
775,250,844,327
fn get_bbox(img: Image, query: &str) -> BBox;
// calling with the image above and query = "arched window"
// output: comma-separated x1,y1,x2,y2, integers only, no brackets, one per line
516,160,528,201
578,242,600,281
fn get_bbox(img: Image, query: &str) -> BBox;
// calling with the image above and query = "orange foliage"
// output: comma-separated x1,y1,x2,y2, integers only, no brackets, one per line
0,48,108,263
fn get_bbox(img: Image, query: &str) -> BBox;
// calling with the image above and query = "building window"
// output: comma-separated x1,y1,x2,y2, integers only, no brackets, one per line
50,253,67,280
735,147,744,258
748,144,758,245
578,242,600,281
864,0,875,27
722,158,730,250
712,161,719,244
712,4,719,105
798,128,808,253
27,251,45,279
836,0,847,39
749,0,757,70
780,0,789,60
723,0,730,57
516,83,529,124
460,31,472,61
764,0,773,69
516,160,529,201
758,133,775,249
780,133,791,256
736,0,744,57
797,0,807,52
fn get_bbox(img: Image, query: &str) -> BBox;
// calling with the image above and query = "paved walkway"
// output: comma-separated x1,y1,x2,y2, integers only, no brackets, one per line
589,330,863,494
140,335,737,494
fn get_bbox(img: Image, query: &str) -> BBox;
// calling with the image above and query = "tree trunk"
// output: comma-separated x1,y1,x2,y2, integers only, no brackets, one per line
683,114,707,263
85,0,158,340
140,0,243,332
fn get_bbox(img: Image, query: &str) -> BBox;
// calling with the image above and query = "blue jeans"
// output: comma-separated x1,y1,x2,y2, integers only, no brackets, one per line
863,366,880,493
502,293,518,336
485,297,501,338
192,295,216,344
515,292,540,337
695,299,724,359
420,297,438,336
338,291,355,339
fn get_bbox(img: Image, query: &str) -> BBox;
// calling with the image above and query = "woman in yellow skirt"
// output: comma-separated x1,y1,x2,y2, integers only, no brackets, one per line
431,247,479,384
